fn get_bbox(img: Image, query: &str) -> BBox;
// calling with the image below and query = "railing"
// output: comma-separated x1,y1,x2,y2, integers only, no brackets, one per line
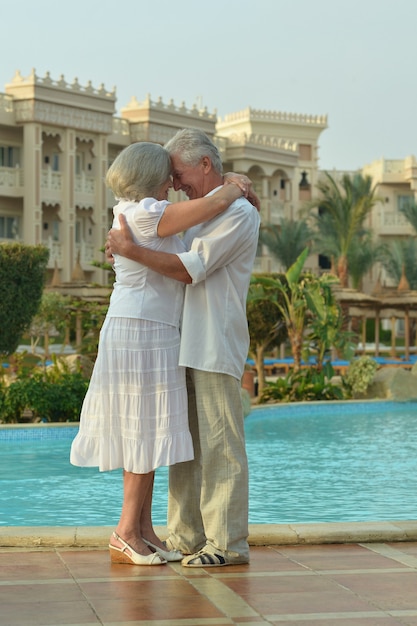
45,240,62,268
75,241,96,266
0,93,14,113
0,166,24,190
75,173,95,194
41,169,62,191
44,240,96,269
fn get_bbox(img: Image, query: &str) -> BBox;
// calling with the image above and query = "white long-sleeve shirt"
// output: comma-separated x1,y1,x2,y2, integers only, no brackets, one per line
176,188,260,380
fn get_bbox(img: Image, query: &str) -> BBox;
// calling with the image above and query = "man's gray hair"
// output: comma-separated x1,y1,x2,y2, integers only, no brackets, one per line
165,128,223,174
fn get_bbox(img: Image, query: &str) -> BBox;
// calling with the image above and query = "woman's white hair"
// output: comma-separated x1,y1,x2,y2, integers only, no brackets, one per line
106,142,171,201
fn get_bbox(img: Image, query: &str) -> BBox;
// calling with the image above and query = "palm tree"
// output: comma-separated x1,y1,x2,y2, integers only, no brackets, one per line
310,172,379,287
398,198,417,233
249,248,354,372
347,233,384,290
380,238,417,290
258,218,312,271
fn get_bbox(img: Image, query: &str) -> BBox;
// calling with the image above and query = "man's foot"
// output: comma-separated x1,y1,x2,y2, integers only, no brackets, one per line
164,537,195,556
181,548,249,568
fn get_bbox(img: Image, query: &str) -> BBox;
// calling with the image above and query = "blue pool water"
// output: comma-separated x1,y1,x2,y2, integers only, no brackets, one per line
1,401,417,527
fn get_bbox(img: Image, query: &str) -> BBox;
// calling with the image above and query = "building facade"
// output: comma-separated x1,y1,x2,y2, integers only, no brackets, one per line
1,68,416,290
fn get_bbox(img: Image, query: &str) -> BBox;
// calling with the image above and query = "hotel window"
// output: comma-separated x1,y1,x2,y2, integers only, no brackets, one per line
52,153,60,172
75,153,85,175
75,220,81,244
52,220,60,242
397,195,413,211
299,144,312,161
0,216,19,239
0,146,20,167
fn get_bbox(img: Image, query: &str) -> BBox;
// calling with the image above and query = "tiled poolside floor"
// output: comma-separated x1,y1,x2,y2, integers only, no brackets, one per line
3,537,417,625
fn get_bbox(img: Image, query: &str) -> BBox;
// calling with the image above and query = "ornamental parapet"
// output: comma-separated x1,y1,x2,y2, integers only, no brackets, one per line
5,69,116,119
383,157,417,180
122,93,217,121
219,107,328,127
382,159,408,174
226,132,298,152
7,69,116,99
112,117,130,137
0,93,14,113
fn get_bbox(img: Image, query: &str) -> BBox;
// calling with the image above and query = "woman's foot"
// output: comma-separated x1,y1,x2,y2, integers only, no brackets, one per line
142,537,183,562
109,531,166,566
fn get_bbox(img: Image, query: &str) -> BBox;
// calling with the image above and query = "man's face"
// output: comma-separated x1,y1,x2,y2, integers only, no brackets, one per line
170,154,206,200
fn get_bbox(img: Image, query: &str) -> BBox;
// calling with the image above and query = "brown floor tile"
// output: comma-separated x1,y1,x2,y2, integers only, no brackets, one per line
269,619,406,625
2,544,417,626
387,540,417,555
248,588,379,615
0,551,72,581
275,543,410,571
333,570,417,610
222,572,338,596
90,593,225,622
245,545,311,572
0,600,100,626
81,578,225,622
79,578,197,601
0,582,84,604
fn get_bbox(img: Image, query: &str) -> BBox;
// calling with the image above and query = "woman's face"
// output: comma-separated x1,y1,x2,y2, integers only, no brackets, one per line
156,176,173,201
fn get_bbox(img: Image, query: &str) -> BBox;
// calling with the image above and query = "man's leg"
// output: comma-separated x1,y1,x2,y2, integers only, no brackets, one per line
166,369,206,554
182,370,249,566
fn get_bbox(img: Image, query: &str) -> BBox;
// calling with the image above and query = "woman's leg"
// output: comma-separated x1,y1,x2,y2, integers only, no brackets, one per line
110,470,155,556
139,473,166,549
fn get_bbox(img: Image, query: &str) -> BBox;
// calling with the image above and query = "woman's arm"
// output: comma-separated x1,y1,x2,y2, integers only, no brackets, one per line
157,182,243,237
224,172,261,211
107,214,192,283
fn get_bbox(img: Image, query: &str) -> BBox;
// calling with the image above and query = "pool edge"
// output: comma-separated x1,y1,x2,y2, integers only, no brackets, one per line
2,521,417,548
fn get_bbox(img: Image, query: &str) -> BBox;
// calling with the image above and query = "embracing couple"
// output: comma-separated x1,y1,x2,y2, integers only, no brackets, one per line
70,128,260,568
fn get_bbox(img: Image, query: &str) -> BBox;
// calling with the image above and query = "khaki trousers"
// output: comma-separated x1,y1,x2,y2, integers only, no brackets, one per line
167,369,249,561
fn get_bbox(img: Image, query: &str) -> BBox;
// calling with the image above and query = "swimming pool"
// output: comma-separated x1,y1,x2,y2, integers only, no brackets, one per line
1,401,417,527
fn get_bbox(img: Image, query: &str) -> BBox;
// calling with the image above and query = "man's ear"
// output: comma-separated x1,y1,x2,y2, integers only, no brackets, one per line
201,156,212,173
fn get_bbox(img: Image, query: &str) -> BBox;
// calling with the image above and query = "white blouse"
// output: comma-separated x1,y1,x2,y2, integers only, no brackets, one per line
107,198,186,328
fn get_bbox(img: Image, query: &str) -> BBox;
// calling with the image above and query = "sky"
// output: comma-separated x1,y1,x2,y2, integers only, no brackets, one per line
2,0,416,171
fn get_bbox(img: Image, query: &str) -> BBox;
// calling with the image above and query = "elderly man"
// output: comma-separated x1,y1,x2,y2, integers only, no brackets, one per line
106,128,260,567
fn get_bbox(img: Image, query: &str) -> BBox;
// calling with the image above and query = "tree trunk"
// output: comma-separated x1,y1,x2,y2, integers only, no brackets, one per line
289,330,302,372
255,345,266,395
337,255,349,288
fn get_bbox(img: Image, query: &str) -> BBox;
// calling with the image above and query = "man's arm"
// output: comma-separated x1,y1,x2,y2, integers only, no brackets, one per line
106,214,192,284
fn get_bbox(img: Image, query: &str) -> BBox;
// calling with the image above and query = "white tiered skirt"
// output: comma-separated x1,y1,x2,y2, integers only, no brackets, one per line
70,317,193,473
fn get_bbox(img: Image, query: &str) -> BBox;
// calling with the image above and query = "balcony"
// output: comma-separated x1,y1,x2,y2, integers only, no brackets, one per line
41,168,63,204
44,240,96,271
376,210,415,236
44,239,62,269
0,166,24,196
75,241,97,269
74,173,95,208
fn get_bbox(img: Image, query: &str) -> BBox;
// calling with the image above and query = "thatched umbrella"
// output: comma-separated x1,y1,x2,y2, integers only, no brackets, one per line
332,286,381,354
376,291,417,361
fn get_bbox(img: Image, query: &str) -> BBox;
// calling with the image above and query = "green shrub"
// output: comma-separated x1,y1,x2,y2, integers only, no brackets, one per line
344,355,378,397
0,243,49,355
0,359,89,423
260,363,344,403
